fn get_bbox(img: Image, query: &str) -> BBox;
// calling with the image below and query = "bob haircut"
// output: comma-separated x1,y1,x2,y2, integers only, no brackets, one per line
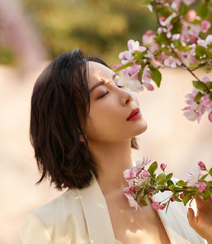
30,49,138,190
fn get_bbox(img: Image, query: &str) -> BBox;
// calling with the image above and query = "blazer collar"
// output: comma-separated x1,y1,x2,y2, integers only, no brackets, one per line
76,176,116,244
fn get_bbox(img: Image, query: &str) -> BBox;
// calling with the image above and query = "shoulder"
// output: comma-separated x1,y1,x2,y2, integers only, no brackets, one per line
21,188,89,244
152,179,207,244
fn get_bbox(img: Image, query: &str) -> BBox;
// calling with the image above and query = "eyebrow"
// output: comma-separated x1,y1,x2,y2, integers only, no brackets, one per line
89,73,118,93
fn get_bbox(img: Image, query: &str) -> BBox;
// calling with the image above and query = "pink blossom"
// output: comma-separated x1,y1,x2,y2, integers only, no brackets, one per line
135,157,151,169
171,0,181,11
183,0,196,5
198,161,206,171
179,46,196,67
159,12,177,27
160,163,167,171
142,66,151,84
186,167,201,186
201,21,211,34
202,76,210,83
142,170,151,178
142,30,159,53
180,193,185,199
123,169,134,180
159,204,166,210
119,40,146,64
152,202,160,210
182,87,208,122
164,56,181,68
172,33,180,41
197,35,212,47
124,193,141,211
183,108,200,122
209,112,212,123
118,69,144,92
197,182,207,192
144,51,164,68
171,197,175,202
186,10,196,22
113,64,122,70
181,21,201,43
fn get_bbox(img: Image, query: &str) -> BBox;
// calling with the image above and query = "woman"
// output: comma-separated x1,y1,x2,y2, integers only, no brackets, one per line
21,49,212,244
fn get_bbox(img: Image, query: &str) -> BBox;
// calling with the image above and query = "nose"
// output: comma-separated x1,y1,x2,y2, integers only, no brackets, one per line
120,88,134,106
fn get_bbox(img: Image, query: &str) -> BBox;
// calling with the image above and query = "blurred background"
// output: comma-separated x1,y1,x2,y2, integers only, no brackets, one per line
0,0,211,243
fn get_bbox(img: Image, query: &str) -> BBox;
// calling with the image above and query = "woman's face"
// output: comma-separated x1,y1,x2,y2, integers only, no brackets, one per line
84,61,147,144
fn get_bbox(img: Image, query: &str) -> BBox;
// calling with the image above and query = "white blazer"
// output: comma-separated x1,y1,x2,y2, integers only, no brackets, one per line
21,176,207,244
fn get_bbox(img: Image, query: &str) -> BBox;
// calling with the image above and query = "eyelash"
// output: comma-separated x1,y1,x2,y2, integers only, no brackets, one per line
98,91,109,99
98,84,124,99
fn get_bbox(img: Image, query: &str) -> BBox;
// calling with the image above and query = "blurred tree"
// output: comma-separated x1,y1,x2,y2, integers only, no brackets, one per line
0,0,210,66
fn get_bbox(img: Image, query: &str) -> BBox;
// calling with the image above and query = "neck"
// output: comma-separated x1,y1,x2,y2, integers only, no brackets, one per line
88,139,133,196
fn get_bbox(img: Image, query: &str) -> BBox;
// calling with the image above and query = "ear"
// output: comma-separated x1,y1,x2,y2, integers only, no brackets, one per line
79,134,87,142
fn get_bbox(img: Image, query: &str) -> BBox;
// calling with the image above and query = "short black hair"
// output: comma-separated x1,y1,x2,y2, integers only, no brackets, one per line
30,49,138,190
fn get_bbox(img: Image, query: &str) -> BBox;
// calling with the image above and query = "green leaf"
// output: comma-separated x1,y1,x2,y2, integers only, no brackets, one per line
194,92,204,102
198,3,209,19
201,64,212,73
209,93,212,101
176,180,187,186
203,191,211,201
156,173,166,182
169,185,175,190
167,180,174,186
206,82,212,89
171,21,182,35
156,173,166,185
174,187,184,191
166,173,173,182
148,161,158,176
137,70,143,82
133,50,146,61
193,81,206,91
196,45,208,57
140,0,152,5
114,62,134,72
209,168,212,176
155,33,168,45
182,194,191,206
181,3,189,16
175,197,182,202
199,174,209,181
149,65,161,88
139,195,148,206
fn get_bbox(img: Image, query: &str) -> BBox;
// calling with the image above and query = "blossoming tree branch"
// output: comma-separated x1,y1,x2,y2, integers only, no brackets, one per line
123,158,212,211
114,0,212,123
114,0,212,211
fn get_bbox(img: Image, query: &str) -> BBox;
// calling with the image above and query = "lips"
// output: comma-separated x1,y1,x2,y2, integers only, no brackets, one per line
127,108,140,121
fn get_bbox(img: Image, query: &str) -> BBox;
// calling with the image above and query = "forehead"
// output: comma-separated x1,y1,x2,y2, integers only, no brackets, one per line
87,61,114,86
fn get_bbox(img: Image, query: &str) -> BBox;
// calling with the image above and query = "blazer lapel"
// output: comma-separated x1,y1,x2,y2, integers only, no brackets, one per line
76,176,116,244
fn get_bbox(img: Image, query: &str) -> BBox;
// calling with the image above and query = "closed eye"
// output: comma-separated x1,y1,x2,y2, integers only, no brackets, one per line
98,91,109,99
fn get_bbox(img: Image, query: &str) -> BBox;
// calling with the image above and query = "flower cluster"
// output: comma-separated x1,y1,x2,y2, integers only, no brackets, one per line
123,158,212,212
114,0,212,122
182,76,212,122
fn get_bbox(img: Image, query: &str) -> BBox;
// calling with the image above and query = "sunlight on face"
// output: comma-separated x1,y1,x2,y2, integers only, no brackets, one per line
84,61,147,144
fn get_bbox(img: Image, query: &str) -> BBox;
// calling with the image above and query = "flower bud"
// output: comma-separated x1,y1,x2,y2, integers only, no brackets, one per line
180,193,185,199
198,161,206,171
159,204,166,210
160,163,167,171
186,10,196,22
170,197,175,202
197,182,206,192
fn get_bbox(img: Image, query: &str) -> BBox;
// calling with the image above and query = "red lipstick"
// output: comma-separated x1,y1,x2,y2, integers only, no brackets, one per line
127,108,141,121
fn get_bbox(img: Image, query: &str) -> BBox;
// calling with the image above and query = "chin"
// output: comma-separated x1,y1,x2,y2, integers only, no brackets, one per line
137,119,148,135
